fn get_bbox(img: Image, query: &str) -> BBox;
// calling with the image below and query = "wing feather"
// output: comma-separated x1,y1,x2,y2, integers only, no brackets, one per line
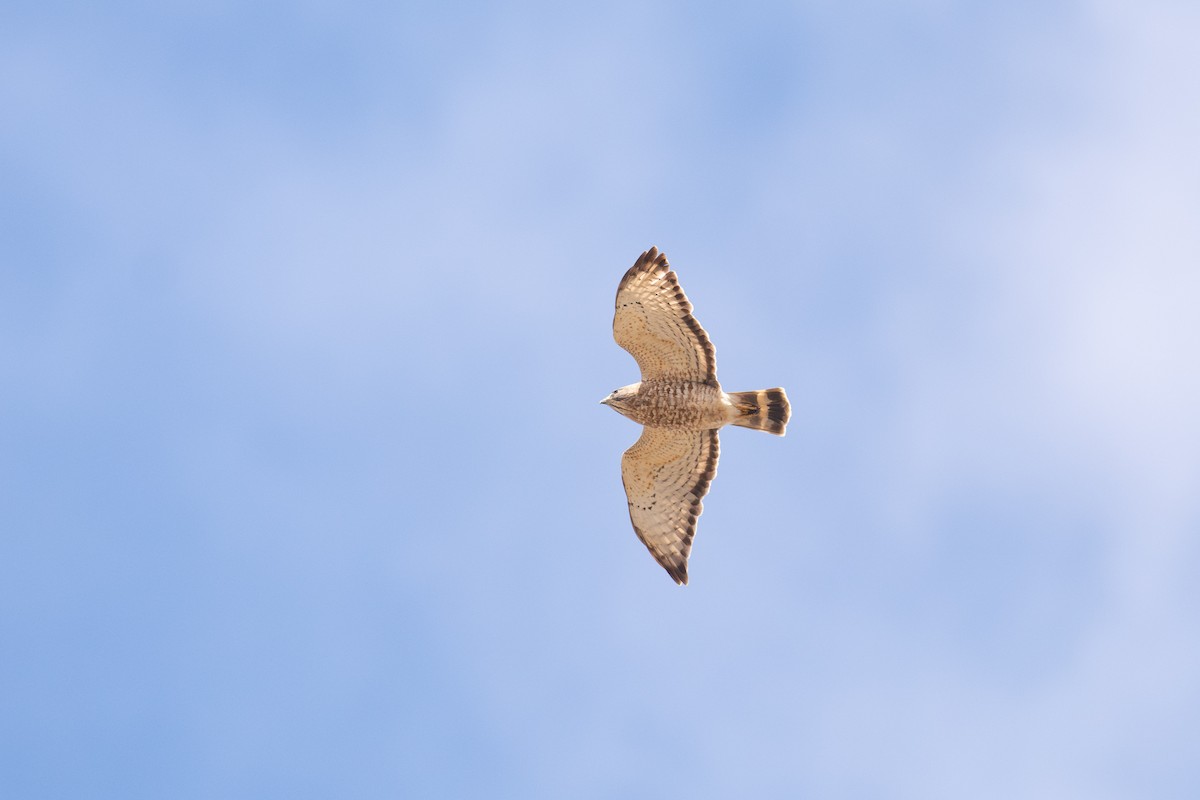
613,247,717,383
620,427,720,584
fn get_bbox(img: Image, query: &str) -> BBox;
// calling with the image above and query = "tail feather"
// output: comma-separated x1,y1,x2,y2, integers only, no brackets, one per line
729,388,790,436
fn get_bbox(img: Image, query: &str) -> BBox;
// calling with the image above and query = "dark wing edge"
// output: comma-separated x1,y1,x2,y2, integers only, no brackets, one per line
613,246,718,384
622,428,720,585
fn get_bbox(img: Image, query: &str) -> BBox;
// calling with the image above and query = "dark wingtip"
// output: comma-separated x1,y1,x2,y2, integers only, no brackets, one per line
617,247,672,296
651,246,668,269
664,562,688,585
638,246,669,270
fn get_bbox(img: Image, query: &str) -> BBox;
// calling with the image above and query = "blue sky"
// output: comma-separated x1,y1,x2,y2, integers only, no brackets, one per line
3,1,1199,797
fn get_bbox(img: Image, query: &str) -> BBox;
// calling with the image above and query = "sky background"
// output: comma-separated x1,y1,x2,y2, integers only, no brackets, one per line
3,1,1199,798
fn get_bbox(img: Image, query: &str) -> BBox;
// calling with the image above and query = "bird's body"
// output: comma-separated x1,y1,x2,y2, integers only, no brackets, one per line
605,379,732,430
602,247,790,584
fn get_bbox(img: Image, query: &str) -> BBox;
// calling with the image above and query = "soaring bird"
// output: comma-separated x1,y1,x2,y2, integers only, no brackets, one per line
601,247,790,584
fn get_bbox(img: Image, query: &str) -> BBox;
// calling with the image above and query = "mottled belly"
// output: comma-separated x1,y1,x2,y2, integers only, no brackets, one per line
629,380,730,429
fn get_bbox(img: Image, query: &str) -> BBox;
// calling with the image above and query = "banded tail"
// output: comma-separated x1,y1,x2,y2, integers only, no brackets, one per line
729,388,791,436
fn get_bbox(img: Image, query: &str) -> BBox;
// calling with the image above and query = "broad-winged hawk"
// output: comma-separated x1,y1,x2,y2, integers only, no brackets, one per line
601,247,790,584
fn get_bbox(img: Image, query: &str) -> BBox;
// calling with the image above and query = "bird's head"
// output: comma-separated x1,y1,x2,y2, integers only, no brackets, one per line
600,383,641,416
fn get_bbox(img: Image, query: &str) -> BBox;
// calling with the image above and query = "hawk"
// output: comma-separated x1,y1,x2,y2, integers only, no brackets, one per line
601,247,790,584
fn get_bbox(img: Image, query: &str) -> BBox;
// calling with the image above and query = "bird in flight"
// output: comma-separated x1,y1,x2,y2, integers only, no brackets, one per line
601,247,790,584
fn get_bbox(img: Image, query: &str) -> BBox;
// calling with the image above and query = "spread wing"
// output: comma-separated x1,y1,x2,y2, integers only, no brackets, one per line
621,426,720,585
614,247,717,383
